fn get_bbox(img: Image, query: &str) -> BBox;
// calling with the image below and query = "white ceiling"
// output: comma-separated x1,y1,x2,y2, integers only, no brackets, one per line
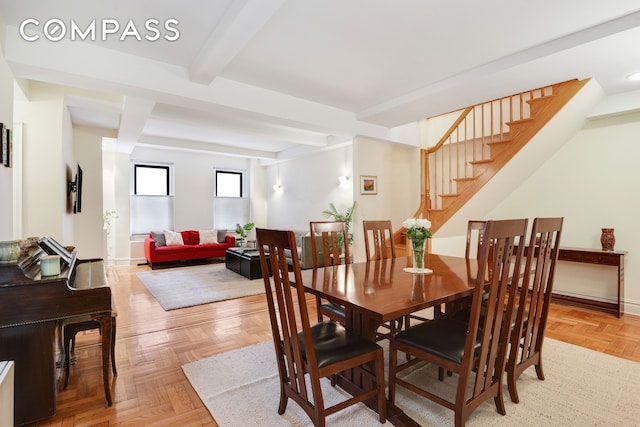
1,0,639,161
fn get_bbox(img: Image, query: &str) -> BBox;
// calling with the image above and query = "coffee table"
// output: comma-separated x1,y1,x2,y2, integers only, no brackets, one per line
225,247,270,279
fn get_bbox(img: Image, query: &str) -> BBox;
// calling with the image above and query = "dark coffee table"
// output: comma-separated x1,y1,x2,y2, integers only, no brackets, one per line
225,247,271,279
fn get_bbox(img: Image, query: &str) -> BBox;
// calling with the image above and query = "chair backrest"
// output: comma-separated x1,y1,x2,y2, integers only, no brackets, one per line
363,220,396,260
510,217,563,367
465,220,487,259
309,221,351,268
460,219,528,401
256,228,319,401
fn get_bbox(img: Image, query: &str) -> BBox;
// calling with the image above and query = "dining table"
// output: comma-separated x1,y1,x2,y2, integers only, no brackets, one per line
297,253,480,426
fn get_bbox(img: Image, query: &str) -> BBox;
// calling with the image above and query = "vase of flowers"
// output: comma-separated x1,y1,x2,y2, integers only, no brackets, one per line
402,217,432,273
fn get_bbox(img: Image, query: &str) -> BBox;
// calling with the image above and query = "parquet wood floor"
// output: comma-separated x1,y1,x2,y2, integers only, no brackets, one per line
32,264,640,426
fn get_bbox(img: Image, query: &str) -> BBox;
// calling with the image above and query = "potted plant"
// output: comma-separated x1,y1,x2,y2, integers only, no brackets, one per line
235,222,255,247
322,201,356,249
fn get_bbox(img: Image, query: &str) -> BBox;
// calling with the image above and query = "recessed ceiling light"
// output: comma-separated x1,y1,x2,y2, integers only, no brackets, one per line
627,72,640,81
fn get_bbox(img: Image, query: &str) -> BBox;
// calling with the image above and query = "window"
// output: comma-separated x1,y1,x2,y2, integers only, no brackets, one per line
134,164,170,195
214,169,250,230
131,163,174,235
215,170,243,197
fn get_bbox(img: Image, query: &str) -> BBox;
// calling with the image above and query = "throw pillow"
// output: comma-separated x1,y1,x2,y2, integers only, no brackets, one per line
199,229,218,245
164,230,184,246
217,229,227,243
151,231,166,247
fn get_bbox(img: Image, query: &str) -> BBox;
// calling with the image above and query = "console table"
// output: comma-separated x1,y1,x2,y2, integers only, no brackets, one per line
553,247,626,318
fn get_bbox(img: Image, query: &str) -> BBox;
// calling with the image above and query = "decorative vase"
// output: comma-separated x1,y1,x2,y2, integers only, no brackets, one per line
600,228,615,251
0,240,21,262
410,237,426,270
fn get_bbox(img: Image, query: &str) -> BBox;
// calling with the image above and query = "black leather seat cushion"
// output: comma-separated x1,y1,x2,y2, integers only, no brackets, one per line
395,318,480,364
299,321,381,368
321,301,346,320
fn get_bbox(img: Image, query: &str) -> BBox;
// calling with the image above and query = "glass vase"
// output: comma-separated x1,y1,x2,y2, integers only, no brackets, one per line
411,238,426,270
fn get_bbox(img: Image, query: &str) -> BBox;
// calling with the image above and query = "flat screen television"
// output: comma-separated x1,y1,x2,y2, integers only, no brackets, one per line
68,163,83,214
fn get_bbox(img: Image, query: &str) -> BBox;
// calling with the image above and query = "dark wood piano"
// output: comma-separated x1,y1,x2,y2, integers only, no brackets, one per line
0,237,113,426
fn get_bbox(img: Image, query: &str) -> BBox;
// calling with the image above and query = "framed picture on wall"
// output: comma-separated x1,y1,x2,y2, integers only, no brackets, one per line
360,175,377,195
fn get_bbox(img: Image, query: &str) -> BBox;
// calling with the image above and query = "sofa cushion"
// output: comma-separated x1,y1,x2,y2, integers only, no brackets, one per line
199,229,218,244
151,231,166,247
164,230,184,246
180,230,199,245
217,229,227,243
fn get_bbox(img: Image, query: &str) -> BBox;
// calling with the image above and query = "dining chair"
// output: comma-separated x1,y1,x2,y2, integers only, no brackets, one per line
465,220,487,260
444,220,489,320
507,217,563,403
309,221,350,323
256,228,387,426
388,218,528,427
363,220,396,260
363,219,415,338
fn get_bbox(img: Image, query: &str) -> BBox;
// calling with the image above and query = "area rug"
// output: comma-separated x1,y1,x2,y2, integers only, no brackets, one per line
183,338,640,426
137,264,265,310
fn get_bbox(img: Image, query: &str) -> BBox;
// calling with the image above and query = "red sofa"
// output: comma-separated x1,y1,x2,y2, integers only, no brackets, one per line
144,230,235,269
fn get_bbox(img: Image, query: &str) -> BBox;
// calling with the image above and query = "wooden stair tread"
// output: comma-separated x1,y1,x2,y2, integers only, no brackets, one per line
506,117,533,126
469,158,493,165
487,137,512,145
453,176,478,182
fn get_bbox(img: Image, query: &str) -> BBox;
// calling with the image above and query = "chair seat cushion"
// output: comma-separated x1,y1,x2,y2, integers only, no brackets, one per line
395,318,480,364
300,321,381,368
320,301,346,320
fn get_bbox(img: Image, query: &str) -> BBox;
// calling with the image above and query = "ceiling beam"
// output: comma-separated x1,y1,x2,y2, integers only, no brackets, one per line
117,97,156,154
188,0,287,85
137,134,276,160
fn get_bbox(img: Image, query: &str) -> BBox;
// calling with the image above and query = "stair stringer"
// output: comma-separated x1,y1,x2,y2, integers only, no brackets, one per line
433,78,606,240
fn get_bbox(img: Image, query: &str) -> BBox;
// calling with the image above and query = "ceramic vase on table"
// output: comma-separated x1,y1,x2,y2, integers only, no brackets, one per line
600,228,615,251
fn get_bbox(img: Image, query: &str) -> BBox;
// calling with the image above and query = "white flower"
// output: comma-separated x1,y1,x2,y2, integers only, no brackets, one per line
403,217,433,240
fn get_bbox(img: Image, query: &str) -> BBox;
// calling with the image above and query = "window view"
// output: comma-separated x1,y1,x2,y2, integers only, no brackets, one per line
215,170,243,197
131,163,174,235
214,169,250,230
134,164,170,195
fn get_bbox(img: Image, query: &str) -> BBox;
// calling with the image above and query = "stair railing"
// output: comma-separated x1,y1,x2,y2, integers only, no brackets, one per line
414,85,553,219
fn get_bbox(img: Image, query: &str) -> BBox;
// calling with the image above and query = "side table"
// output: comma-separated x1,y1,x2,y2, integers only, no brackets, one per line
553,247,626,317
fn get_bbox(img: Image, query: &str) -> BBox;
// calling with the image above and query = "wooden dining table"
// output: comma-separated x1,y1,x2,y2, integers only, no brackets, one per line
297,253,480,426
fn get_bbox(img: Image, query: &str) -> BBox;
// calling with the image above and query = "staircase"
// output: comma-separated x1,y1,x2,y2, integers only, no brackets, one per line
394,78,589,252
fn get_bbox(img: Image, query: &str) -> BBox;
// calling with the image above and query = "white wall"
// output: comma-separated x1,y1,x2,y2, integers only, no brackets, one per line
72,126,115,259
352,136,419,262
0,15,14,240
265,146,354,231
13,82,69,242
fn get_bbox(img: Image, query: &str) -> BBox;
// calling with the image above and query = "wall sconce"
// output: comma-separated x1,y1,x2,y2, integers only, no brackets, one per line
273,184,282,192
338,175,349,184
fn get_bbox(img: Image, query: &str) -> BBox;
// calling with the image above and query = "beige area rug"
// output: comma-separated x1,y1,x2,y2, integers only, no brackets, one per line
183,338,640,426
137,264,264,310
